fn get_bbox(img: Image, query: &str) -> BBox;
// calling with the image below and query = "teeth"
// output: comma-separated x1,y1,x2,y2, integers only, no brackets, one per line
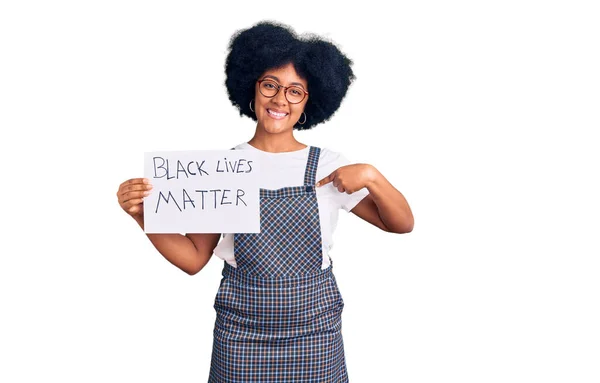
268,109,287,117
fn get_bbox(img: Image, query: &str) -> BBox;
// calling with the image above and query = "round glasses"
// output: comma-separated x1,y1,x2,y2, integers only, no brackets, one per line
258,79,308,104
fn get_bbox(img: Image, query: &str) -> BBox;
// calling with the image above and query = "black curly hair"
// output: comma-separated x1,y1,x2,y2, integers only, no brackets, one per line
224,21,355,130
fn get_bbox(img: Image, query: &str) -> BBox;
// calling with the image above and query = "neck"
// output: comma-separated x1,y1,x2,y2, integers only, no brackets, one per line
248,127,306,153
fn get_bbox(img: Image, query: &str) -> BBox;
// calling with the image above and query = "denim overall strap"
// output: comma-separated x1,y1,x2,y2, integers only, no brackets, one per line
304,146,320,186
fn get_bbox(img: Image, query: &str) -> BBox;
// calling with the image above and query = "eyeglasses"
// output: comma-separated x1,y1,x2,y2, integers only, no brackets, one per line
257,79,308,104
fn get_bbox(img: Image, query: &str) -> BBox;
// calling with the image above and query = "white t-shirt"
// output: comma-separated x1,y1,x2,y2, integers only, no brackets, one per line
213,142,369,269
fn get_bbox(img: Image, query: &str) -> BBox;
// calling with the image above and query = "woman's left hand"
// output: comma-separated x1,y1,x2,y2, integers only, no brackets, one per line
316,164,377,194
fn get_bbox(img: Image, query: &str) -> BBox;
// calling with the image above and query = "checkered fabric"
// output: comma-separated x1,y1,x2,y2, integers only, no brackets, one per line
209,146,349,382
234,146,323,279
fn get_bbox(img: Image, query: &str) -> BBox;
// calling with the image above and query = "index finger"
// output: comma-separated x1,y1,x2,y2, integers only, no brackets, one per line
120,178,150,188
316,174,333,187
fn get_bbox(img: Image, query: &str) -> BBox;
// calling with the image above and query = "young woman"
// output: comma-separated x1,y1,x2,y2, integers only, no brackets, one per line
117,21,413,383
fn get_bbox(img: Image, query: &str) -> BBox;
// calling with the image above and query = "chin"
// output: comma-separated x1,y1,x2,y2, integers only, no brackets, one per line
263,122,292,134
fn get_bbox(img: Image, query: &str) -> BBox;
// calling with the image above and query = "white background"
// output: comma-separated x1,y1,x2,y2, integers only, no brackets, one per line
1,1,598,382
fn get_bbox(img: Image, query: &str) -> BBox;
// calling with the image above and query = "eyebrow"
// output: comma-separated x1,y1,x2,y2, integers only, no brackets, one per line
262,75,307,89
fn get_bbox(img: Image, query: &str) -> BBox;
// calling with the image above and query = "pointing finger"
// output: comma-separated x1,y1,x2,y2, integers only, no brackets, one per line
316,174,334,187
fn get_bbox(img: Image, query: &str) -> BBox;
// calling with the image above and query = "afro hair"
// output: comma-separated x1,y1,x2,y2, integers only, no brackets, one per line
224,21,355,130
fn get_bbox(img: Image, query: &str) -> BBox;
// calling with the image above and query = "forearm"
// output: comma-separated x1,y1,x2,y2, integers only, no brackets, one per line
366,167,414,233
133,216,207,275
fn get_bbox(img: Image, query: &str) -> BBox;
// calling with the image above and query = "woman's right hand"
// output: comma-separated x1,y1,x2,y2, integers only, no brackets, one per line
117,178,153,218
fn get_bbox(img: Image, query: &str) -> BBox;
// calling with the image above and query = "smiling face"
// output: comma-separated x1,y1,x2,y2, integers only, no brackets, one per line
253,63,309,135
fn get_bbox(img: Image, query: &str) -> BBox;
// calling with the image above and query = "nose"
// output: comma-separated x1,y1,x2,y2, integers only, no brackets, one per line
272,87,288,106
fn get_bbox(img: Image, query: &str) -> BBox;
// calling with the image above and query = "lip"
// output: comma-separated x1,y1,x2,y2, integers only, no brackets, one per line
266,108,289,120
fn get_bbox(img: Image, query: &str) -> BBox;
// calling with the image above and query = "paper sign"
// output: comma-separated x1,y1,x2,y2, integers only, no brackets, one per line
143,150,260,234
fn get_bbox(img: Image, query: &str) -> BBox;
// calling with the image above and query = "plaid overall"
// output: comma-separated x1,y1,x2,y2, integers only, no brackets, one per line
209,146,349,382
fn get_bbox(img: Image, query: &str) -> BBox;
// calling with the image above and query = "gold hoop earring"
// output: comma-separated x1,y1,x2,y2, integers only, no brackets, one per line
249,99,254,113
298,112,307,125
